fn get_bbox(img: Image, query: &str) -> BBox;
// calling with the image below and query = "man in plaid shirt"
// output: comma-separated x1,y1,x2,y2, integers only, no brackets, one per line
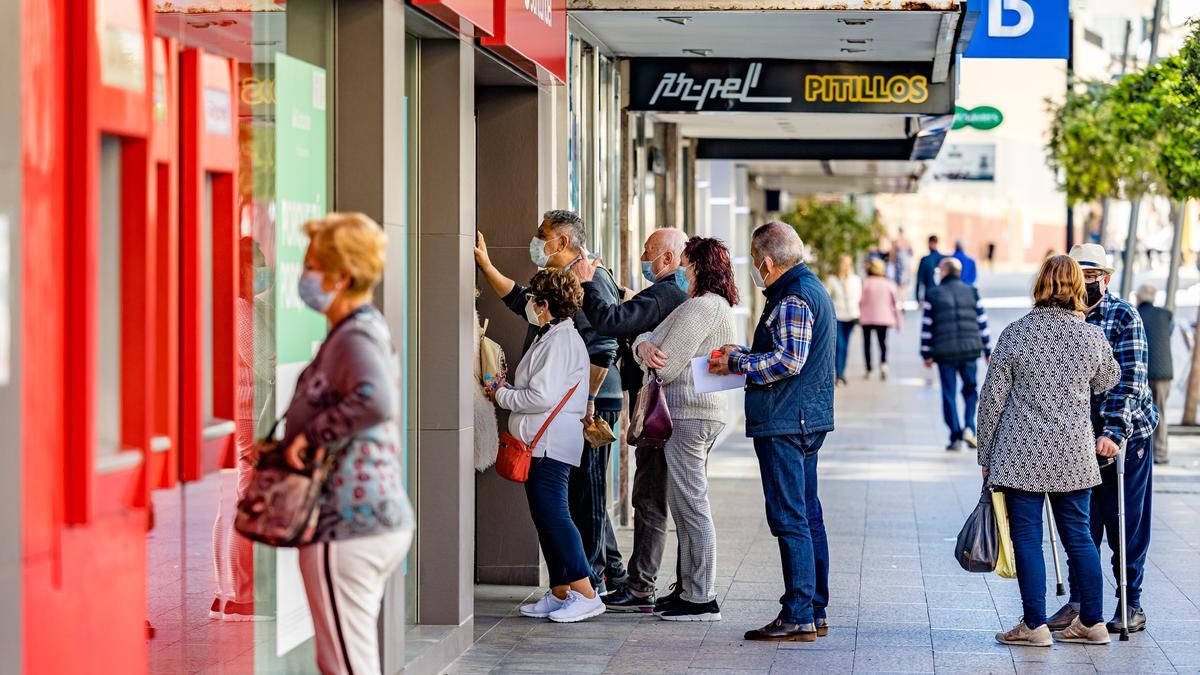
1048,244,1158,635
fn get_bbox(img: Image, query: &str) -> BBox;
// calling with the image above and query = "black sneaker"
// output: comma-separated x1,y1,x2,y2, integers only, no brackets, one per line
1046,603,1079,632
1106,606,1147,634
658,599,722,622
603,586,655,613
653,583,683,615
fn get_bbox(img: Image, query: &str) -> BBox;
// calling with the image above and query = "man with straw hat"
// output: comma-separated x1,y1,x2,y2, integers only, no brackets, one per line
1047,244,1158,637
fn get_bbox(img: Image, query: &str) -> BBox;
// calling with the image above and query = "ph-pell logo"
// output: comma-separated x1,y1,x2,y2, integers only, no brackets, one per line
648,62,791,111
524,0,552,27
803,75,928,105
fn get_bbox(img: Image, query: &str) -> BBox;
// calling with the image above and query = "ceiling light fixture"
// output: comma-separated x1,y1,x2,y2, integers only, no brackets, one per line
838,18,872,26
842,38,871,44
682,48,712,57
658,16,692,26
841,48,868,53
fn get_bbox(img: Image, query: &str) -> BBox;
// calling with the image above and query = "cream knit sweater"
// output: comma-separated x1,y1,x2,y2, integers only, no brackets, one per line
632,293,738,422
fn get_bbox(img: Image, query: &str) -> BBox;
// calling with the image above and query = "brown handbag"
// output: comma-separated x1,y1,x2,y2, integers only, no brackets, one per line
235,419,342,548
627,370,673,449
496,382,580,483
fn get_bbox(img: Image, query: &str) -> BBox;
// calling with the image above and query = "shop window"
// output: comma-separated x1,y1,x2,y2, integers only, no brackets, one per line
97,136,124,466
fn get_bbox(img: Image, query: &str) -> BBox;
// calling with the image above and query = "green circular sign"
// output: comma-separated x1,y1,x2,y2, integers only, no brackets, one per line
953,105,1004,131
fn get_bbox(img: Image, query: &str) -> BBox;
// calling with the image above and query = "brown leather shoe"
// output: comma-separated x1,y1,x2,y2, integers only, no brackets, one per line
816,618,830,637
744,618,818,642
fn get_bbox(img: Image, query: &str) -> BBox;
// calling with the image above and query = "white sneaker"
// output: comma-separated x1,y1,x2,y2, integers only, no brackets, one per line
548,591,606,623
963,428,978,449
519,591,566,619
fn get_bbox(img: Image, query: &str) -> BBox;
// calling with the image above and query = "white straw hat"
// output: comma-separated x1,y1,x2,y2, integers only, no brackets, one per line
1068,243,1114,275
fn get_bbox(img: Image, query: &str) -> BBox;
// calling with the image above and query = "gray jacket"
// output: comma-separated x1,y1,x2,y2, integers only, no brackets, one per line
283,305,415,542
978,307,1120,493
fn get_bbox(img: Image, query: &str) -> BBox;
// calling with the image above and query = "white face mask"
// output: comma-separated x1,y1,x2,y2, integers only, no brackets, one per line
524,298,543,326
751,258,768,289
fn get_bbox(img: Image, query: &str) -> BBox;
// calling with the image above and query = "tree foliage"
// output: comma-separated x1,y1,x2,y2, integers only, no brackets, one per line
781,198,881,279
1047,22,1200,203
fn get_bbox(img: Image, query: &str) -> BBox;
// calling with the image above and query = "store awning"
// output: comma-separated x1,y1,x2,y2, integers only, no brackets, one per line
570,0,972,193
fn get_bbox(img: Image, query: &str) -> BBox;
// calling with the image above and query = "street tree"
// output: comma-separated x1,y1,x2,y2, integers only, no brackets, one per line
781,198,881,279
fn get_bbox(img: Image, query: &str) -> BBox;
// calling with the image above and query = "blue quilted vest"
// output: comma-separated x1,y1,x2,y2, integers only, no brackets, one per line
744,263,836,438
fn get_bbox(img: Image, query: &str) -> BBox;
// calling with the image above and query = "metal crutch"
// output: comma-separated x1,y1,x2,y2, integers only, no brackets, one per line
1116,444,1131,641
1044,496,1066,596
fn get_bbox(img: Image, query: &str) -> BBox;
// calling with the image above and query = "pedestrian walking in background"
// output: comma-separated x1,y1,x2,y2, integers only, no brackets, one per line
953,240,978,285
825,254,862,386
1047,244,1159,635
272,213,414,675
891,228,914,297
915,235,944,302
859,258,902,381
490,268,607,624
978,255,1119,648
921,257,990,452
570,228,690,613
1135,284,1173,465
709,222,834,643
631,237,738,622
475,211,624,596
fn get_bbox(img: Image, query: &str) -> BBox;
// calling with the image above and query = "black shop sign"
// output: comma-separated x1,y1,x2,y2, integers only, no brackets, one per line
627,58,953,115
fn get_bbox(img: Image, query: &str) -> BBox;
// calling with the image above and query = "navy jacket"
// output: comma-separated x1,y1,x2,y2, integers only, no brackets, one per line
504,270,623,411
581,269,690,393
925,276,986,363
744,263,836,438
915,251,944,302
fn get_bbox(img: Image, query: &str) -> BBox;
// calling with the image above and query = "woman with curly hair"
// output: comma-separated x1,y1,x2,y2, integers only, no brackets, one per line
633,236,739,622
490,267,606,623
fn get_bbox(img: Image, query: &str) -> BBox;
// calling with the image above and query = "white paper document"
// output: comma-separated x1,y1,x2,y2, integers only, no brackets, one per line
691,356,747,394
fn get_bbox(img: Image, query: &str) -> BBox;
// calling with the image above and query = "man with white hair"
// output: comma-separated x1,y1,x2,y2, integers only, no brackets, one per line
1134,284,1173,465
709,221,835,643
571,228,691,612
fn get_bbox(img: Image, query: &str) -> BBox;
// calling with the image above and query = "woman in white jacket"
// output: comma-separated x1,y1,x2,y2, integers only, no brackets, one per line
824,254,862,386
490,268,605,623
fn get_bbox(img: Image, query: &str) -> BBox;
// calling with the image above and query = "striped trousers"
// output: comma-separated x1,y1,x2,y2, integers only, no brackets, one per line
299,530,411,675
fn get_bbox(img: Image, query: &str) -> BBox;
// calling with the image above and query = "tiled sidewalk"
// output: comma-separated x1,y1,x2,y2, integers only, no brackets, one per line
445,307,1200,674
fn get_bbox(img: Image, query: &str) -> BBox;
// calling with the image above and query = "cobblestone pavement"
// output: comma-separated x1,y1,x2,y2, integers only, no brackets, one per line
445,283,1200,674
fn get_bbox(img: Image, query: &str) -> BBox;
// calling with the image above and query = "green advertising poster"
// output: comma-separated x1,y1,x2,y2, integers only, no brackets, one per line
274,53,327,367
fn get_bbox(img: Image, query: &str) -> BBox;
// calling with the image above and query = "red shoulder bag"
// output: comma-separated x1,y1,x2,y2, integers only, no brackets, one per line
496,383,580,482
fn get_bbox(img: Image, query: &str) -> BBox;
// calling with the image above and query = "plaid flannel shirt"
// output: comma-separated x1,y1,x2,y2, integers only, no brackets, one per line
1088,293,1159,446
729,296,813,385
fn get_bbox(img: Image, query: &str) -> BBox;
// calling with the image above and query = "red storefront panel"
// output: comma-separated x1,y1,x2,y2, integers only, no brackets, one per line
481,0,567,83
23,0,156,671
413,0,496,37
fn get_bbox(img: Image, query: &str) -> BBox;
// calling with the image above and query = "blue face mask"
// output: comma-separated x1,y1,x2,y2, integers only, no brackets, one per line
254,267,272,295
675,267,690,293
641,250,668,283
298,270,336,313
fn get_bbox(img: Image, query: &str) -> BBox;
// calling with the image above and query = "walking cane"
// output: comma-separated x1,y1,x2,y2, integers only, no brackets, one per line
1044,497,1066,596
1116,444,1131,641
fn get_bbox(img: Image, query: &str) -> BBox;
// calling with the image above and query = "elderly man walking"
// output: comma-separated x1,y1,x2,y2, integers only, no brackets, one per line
710,222,835,643
1047,244,1159,635
921,257,991,452
1135,284,1173,465
570,228,690,612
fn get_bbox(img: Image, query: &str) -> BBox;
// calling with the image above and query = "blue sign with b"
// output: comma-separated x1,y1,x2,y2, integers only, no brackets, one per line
964,0,1070,59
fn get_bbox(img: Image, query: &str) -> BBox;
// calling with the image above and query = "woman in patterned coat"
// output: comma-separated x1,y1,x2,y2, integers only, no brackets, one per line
977,255,1119,648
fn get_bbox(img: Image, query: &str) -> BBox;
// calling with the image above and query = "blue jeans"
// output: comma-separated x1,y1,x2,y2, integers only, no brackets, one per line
835,320,857,379
1068,435,1154,609
526,456,592,587
1007,488,1104,628
752,433,830,625
937,359,978,443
